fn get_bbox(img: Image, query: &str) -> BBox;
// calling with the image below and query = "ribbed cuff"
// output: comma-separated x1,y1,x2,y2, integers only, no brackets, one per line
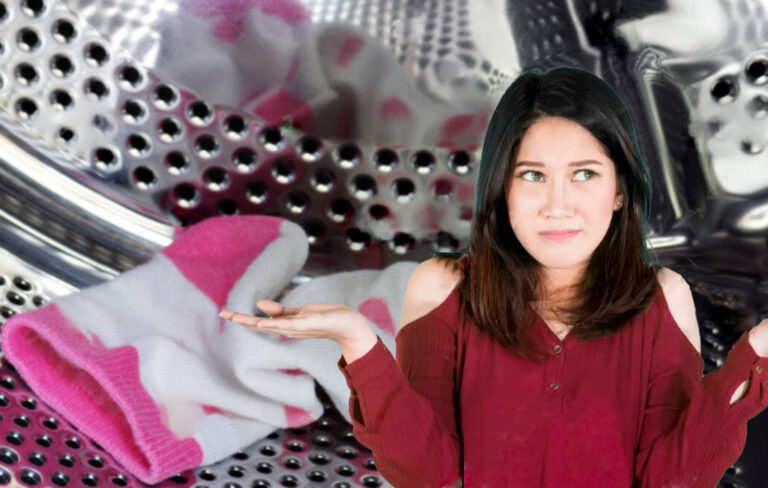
725,330,768,373
337,335,396,389
721,330,768,420
0,305,203,484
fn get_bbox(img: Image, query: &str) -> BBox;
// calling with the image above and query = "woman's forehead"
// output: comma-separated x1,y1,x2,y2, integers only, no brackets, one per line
517,119,610,159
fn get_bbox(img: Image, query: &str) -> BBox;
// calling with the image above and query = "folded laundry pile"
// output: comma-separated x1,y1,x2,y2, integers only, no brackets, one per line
0,215,416,484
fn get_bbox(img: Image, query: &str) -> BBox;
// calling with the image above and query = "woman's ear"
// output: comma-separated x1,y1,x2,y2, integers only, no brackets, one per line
614,194,624,209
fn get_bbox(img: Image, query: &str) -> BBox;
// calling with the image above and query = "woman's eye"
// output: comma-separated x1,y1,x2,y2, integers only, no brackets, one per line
574,169,597,180
518,169,597,181
520,170,543,181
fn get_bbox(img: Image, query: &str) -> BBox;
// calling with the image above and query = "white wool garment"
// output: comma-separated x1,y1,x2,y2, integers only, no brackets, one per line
0,214,416,484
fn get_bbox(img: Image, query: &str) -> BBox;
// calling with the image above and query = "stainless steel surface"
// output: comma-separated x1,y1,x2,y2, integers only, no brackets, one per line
0,0,767,486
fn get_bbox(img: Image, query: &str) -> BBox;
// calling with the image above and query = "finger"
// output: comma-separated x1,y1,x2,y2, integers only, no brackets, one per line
256,299,301,317
245,322,298,339
250,315,312,335
219,309,237,319
221,311,266,328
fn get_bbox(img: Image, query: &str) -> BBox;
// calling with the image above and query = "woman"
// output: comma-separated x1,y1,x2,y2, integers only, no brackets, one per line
220,67,768,487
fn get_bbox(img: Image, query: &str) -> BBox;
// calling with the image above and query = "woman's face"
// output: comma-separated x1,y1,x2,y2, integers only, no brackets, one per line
505,116,623,284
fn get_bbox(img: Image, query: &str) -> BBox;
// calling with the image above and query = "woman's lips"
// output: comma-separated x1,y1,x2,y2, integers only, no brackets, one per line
539,230,581,242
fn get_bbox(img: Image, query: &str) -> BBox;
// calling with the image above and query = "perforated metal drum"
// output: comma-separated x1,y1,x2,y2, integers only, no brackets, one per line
1,0,768,486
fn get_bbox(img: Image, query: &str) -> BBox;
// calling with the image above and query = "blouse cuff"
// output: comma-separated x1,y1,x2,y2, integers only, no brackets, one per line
337,335,396,389
722,330,768,418
726,330,768,374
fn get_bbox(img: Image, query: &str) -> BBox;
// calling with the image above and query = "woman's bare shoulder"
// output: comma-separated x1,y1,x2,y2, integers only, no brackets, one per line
655,266,701,354
398,257,461,331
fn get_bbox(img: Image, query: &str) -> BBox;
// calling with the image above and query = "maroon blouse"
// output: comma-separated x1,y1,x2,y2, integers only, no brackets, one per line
337,284,768,487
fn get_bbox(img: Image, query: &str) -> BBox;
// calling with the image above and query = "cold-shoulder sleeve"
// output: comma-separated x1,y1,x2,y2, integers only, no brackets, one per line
633,296,768,487
336,314,462,488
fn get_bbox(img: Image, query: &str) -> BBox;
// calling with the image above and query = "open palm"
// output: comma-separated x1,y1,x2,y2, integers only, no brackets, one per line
219,299,370,344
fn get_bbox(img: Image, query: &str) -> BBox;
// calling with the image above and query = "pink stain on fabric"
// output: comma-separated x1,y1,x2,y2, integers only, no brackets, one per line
0,305,203,484
278,368,307,376
254,90,314,131
213,17,246,43
258,0,309,24
336,34,364,67
441,114,476,139
453,180,476,200
438,113,490,147
357,298,396,336
185,0,309,42
202,404,223,415
162,216,283,310
380,97,412,121
283,404,314,428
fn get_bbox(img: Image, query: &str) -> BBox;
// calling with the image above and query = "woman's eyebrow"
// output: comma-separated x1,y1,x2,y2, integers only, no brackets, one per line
513,159,604,168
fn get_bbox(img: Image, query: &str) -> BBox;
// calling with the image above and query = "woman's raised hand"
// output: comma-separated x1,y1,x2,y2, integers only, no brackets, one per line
219,299,372,346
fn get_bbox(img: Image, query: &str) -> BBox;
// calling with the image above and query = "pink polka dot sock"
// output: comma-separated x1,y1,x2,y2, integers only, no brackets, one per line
0,213,418,484
0,215,310,483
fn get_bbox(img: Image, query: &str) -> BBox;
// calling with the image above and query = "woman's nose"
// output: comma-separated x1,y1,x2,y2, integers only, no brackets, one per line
543,179,574,216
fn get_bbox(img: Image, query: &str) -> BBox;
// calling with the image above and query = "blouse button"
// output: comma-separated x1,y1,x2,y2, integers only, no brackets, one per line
553,344,562,354
549,382,559,390
757,365,764,373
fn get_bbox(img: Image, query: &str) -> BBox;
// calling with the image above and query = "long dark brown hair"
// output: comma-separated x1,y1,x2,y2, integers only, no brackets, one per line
432,66,661,363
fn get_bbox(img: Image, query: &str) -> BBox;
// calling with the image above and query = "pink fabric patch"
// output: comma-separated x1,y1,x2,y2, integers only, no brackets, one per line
214,17,246,43
283,403,314,428
441,114,476,139
0,305,203,484
172,226,189,239
278,368,307,376
336,34,364,67
438,114,490,147
162,215,283,309
357,297,396,336
253,90,314,132
257,0,309,24
432,178,453,197
454,180,476,200
380,97,412,121
184,0,309,42
202,404,223,415
459,207,473,223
